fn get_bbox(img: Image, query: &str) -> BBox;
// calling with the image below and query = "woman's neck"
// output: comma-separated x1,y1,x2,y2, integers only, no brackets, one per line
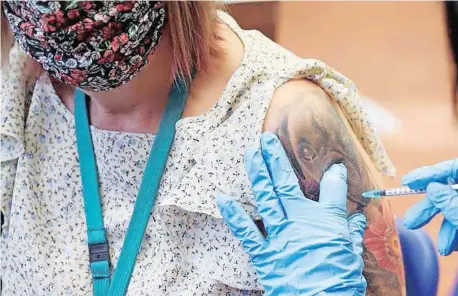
84,32,175,133
54,22,243,134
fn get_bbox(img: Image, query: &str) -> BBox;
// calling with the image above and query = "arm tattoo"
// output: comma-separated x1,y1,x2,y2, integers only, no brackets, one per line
275,91,369,213
268,90,405,296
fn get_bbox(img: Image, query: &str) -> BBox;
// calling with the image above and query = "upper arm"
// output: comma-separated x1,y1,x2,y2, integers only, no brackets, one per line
264,79,370,214
263,79,405,296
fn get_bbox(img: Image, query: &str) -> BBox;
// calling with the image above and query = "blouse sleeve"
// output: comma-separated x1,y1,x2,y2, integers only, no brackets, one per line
1,43,36,236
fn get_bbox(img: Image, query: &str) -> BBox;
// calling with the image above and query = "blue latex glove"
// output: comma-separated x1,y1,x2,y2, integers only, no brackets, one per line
402,158,458,256
216,132,367,296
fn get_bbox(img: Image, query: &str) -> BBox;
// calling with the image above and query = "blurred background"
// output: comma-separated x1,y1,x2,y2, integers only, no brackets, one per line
228,1,458,295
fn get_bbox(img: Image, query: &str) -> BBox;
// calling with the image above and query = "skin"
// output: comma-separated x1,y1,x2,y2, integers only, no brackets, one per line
264,80,405,296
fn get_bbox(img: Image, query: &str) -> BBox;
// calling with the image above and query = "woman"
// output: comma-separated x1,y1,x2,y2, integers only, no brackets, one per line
1,1,405,295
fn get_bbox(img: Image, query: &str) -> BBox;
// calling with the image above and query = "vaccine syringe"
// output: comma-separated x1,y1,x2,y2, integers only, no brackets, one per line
362,184,458,198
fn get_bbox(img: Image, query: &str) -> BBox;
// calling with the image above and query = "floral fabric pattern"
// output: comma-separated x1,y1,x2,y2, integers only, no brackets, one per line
3,1,166,91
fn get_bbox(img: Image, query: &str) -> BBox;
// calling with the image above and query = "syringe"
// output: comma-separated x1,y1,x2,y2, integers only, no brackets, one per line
362,184,458,198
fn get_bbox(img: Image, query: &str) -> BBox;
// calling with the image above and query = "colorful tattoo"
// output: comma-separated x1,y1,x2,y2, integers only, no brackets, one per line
269,90,405,295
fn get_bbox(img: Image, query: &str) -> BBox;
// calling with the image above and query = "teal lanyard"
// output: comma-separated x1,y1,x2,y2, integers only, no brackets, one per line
74,79,188,296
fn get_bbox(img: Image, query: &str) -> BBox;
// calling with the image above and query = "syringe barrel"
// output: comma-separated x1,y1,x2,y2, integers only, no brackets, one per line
383,187,426,196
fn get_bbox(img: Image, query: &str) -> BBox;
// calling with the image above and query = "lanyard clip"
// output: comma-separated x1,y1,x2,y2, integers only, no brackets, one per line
89,242,110,263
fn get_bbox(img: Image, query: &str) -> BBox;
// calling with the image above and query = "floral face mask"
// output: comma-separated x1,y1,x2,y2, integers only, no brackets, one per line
4,1,167,92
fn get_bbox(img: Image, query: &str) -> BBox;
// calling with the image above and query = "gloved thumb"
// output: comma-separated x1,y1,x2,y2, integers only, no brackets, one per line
319,163,348,210
216,195,265,255
348,213,367,256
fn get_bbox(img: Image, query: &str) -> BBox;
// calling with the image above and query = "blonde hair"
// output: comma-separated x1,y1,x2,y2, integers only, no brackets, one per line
167,1,222,82
1,2,222,81
1,5,14,69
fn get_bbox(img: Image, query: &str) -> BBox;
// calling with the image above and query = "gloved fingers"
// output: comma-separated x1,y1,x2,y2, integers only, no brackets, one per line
348,212,367,256
245,148,286,234
348,213,368,296
216,195,265,254
437,219,458,256
426,182,458,228
318,163,348,211
259,132,305,202
403,197,440,229
402,158,458,190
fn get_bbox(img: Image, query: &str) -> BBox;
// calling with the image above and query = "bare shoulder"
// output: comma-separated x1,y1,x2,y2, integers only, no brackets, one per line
263,79,329,131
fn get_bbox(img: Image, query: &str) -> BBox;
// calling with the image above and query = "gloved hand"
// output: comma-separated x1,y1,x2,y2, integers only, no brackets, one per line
216,132,367,296
402,158,458,256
